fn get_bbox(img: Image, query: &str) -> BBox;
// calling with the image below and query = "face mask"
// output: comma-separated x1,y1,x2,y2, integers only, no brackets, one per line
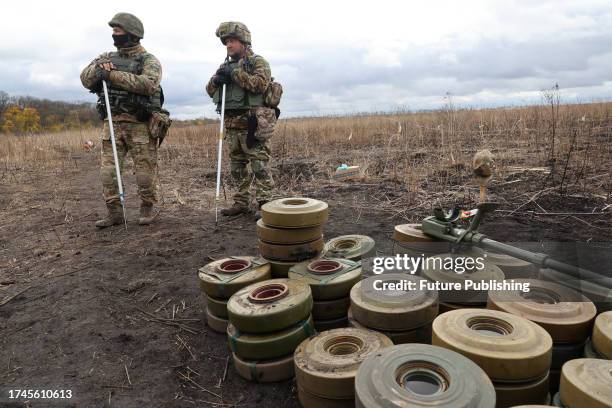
112,34,130,48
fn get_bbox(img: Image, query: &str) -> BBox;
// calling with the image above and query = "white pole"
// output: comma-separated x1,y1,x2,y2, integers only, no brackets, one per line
215,84,227,226
102,80,127,230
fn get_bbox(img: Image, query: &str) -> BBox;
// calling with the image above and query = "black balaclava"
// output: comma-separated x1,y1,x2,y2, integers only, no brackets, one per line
113,33,139,48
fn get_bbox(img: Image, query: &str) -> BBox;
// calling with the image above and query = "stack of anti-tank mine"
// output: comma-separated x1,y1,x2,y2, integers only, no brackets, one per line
288,257,361,332
586,310,612,359
554,358,612,407
391,223,450,268
355,344,497,407
198,257,271,333
348,274,438,344
421,250,505,313
323,235,376,262
487,278,597,393
478,250,539,279
432,308,553,407
286,234,375,331
551,311,612,407
294,327,392,407
226,278,313,382
392,223,539,280
539,267,612,313
195,211,612,407
258,198,328,277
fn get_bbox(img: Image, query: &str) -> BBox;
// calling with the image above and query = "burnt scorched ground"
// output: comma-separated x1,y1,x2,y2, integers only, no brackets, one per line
0,155,611,408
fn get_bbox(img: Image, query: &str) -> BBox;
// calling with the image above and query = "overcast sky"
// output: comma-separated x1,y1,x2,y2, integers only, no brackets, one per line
2,0,612,118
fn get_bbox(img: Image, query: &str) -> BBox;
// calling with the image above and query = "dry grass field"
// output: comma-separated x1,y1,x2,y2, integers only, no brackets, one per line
0,102,610,407
3,101,610,207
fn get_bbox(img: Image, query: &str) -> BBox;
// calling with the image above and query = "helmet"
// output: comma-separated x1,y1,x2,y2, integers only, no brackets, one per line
216,22,251,45
108,13,144,39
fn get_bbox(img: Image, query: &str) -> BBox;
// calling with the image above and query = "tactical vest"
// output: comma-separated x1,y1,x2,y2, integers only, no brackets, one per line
213,58,264,110
96,51,163,121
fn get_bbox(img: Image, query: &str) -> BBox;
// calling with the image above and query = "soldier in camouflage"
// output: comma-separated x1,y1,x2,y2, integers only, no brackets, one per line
206,22,278,217
81,13,163,227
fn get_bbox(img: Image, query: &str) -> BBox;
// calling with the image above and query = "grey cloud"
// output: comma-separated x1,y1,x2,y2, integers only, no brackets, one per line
271,31,612,116
1,20,611,118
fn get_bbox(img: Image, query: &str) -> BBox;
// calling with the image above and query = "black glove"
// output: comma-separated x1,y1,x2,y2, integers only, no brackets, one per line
212,73,229,86
216,64,235,78
223,64,235,78
95,65,111,82
246,114,258,149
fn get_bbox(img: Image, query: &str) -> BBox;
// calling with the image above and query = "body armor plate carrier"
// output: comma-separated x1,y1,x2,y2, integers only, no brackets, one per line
95,52,163,122
213,58,264,111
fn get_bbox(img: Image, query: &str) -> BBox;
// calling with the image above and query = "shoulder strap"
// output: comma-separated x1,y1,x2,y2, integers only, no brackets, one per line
135,53,147,75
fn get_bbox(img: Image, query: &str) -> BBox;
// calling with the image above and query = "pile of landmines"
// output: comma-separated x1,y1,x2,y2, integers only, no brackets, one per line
421,250,506,313
288,257,361,332
392,224,538,279
257,198,328,277
586,311,612,359
392,223,451,264
487,278,597,393
294,327,392,407
348,274,438,344
227,278,314,382
355,343,496,407
575,310,612,407
555,358,612,407
323,234,376,262
540,267,612,313
433,308,553,406
198,257,271,333
194,213,612,406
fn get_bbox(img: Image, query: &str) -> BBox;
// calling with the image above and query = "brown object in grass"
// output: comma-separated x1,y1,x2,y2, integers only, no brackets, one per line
473,149,494,202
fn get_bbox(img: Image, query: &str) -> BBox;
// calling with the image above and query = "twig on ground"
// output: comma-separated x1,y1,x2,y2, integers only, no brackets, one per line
176,335,197,361
136,308,200,334
124,364,132,386
147,293,158,303
216,356,229,388
177,371,222,400
185,366,201,377
569,215,609,230
155,298,173,313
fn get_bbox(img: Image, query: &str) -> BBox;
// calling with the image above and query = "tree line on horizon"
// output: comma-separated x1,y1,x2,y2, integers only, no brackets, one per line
0,91,100,135
0,91,219,135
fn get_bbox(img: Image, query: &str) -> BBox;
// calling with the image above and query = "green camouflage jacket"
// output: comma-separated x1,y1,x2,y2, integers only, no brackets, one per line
80,44,162,122
205,49,271,101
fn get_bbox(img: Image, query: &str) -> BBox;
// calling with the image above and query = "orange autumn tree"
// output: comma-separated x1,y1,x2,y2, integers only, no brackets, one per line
1,105,41,134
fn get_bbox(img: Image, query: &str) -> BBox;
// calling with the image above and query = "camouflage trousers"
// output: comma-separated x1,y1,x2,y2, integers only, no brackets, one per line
226,126,275,207
100,121,158,205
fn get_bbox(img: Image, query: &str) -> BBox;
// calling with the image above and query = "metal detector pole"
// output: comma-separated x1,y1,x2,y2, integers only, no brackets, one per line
102,80,127,230
215,84,227,227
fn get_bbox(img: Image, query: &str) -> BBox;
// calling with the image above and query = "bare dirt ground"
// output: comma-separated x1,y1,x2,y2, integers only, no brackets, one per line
1,128,611,407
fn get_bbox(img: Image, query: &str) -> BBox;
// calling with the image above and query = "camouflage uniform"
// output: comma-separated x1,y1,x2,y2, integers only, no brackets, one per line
81,14,163,226
206,41,277,209
81,44,161,206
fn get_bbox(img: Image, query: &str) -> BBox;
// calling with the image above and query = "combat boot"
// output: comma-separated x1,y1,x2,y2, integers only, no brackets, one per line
95,203,125,228
138,202,155,225
253,200,268,220
220,203,250,217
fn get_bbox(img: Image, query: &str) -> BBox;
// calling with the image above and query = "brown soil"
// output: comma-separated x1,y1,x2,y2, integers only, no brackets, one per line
0,154,610,407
